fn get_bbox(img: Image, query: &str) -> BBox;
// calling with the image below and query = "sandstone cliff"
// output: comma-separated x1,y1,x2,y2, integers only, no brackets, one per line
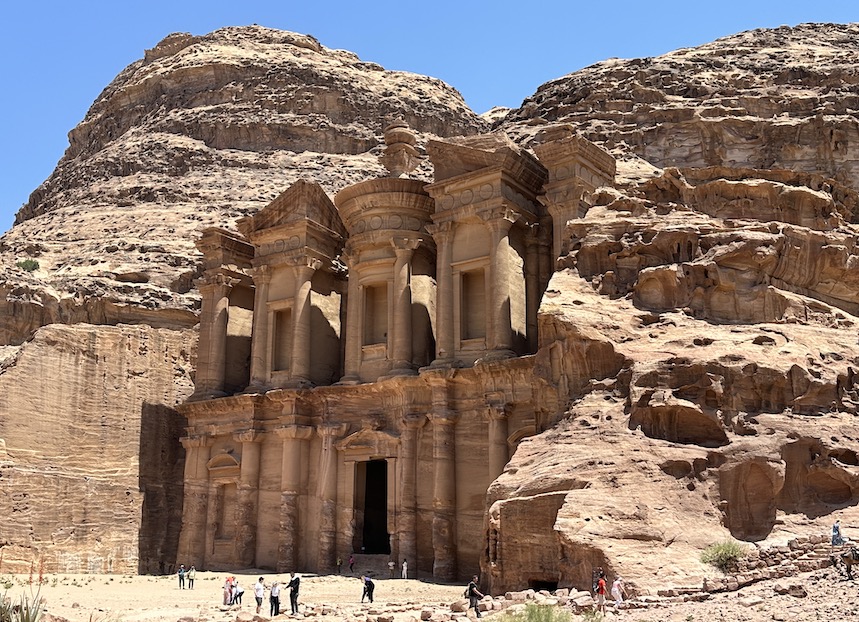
2,22,859,593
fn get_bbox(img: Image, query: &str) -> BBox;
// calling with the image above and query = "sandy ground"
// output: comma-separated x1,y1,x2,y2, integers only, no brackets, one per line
5,571,465,622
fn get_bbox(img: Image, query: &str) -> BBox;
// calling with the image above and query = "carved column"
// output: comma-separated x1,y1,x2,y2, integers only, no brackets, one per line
398,413,425,572
275,423,313,572
290,258,322,386
482,209,519,358
317,423,348,571
247,265,272,391
428,375,458,580
177,435,211,568
341,251,362,383
486,402,510,481
194,274,238,399
524,227,540,354
234,430,262,567
391,238,421,374
204,480,221,563
427,222,455,365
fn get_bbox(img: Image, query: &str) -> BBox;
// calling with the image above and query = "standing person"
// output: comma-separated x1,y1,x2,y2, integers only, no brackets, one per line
223,577,232,605
253,577,266,614
336,557,342,574
349,554,355,573
388,560,395,578
177,564,186,589
287,572,301,615
833,519,845,546
233,579,244,605
361,576,375,603
466,575,484,618
187,566,196,590
594,570,607,615
270,581,281,617
610,576,627,606
401,558,408,579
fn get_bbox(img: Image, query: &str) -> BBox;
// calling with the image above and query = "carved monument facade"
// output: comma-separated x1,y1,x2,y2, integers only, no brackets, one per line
176,123,615,580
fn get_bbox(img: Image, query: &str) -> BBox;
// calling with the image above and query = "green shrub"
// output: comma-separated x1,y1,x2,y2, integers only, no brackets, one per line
701,539,746,572
498,604,572,622
15,259,39,273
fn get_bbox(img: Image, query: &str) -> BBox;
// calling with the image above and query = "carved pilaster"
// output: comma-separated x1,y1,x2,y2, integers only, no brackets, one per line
485,396,510,481
247,265,272,392
193,273,240,400
398,413,426,573
316,423,349,571
275,424,313,572
480,208,519,359
233,430,262,567
177,435,212,568
427,221,456,365
289,258,323,387
390,237,421,375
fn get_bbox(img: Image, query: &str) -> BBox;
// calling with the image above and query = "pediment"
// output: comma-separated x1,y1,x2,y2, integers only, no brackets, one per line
237,179,347,240
207,452,240,471
336,428,400,459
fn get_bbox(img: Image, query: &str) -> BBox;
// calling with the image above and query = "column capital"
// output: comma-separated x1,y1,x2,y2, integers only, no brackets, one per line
180,435,211,449
275,424,314,441
426,221,455,244
251,264,272,284
199,272,240,294
317,422,349,439
287,255,324,272
428,411,460,427
479,206,520,232
234,429,263,444
402,412,428,430
391,236,422,254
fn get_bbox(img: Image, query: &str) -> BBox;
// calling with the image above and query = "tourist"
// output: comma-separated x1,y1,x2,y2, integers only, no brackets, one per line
833,519,845,546
187,566,196,589
336,556,342,574
388,559,395,578
233,579,244,605
466,575,484,618
361,575,375,603
402,558,408,579
349,554,355,572
594,570,607,615
254,577,265,614
611,576,627,606
270,580,281,616
223,577,233,605
287,572,301,615
177,564,186,589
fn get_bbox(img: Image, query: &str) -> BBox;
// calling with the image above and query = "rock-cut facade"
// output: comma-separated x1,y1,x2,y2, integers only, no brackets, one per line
176,123,615,580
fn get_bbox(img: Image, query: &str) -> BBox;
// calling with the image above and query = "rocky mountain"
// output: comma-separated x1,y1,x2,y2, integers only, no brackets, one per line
2,21,859,594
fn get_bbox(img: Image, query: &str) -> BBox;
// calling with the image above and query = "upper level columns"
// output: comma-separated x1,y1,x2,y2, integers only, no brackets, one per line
426,222,455,366
391,237,421,375
234,430,262,567
193,273,238,399
340,251,362,384
290,258,323,387
247,265,272,391
481,207,519,358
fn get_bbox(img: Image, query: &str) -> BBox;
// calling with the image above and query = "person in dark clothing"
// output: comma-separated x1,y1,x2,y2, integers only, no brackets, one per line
467,575,484,618
287,572,300,614
361,576,375,603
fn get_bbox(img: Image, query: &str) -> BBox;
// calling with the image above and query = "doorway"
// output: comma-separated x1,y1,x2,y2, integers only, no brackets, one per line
356,459,390,554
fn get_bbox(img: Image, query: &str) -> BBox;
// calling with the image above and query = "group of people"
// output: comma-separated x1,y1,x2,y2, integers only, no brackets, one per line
220,575,300,616
176,565,196,589
593,570,627,614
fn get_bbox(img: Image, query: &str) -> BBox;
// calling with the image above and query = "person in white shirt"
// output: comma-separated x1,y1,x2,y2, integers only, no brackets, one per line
401,558,408,579
270,581,281,616
253,577,265,614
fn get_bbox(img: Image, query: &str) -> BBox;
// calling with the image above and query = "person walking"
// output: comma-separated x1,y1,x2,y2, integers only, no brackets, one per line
187,566,196,590
287,572,301,615
401,558,408,579
466,575,484,618
177,564,186,589
253,577,266,614
594,570,607,615
361,575,375,603
611,576,627,606
833,519,845,546
270,581,281,617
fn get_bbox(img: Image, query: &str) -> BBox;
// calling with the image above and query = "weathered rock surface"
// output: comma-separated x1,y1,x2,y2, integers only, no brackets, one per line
2,21,859,596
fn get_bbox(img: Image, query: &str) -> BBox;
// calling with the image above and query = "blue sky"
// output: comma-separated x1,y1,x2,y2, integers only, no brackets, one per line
1,1,856,233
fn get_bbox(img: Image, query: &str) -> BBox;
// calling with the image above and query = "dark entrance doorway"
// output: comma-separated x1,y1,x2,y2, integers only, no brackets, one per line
358,459,390,554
